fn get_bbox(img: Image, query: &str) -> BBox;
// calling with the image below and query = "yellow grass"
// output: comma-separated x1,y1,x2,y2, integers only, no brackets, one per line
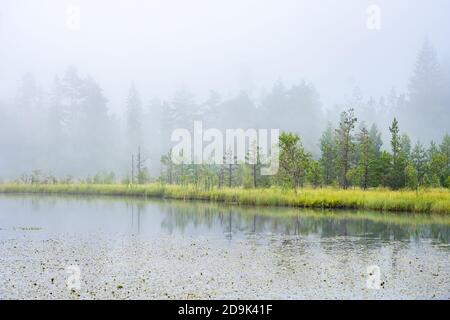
0,183,449,214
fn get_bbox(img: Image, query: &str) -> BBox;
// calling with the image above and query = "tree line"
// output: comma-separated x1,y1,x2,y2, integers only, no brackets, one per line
158,110,450,190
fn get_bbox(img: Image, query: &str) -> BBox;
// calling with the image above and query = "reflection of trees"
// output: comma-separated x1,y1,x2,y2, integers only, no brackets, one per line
10,194,450,244
128,201,146,234
315,217,450,243
154,200,450,244
123,201,450,243
158,202,219,234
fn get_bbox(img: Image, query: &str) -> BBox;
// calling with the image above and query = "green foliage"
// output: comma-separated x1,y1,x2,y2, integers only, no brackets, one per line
155,118,448,192
136,168,150,184
277,132,311,188
411,141,428,183
428,152,447,187
376,151,392,187
388,118,407,189
319,123,336,185
400,134,411,160
405,164,419,190
356,124,373,189
440,134,450,186
346,167,361,188
369,124,383,156
335,108,357,189
241,165,253,189
307,160,323,188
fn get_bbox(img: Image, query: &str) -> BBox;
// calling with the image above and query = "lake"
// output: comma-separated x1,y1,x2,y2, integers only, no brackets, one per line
0,194,449,299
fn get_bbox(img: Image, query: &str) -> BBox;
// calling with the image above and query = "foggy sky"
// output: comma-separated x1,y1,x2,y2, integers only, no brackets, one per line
1,0,450,114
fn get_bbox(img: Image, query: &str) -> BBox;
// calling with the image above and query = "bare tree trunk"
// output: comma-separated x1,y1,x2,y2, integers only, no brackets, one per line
131,154,134,184
137,146,141,183
253,164,257,188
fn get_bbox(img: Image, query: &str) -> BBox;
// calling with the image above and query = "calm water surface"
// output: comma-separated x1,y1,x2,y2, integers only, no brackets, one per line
0,194,449,299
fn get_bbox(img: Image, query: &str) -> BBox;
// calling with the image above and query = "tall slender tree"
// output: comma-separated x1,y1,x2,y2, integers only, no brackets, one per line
319,123,336,185
411,141,427,184
388,118,407,189
335,108,357,189
356,124,372,190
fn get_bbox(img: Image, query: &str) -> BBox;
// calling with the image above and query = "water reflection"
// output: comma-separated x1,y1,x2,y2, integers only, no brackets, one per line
0,194,449,244
156,200,450,244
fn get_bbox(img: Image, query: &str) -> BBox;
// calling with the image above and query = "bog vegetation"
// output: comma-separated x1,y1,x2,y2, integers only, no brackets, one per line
1,109,449,214
0,184,449,214
7,111,450,193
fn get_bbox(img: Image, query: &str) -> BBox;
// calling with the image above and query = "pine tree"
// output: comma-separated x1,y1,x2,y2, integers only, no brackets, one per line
440,134,450,186
411,141,427,184
405,164,419,191
369,124,383,156
335,108,357,189
356,124,372,190
319,123,336,185
307,160,323,188
388,118,407,189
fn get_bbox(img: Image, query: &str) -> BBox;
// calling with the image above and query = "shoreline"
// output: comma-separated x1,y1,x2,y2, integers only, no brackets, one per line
0,183,449,214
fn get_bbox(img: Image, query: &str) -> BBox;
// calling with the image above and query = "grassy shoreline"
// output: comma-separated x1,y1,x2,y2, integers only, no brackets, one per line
0,183,449,214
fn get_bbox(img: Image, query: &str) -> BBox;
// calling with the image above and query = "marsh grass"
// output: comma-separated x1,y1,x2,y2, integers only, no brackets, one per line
0,183,449,214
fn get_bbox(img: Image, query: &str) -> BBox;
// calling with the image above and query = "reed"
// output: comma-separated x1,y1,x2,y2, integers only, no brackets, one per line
0,183,449,214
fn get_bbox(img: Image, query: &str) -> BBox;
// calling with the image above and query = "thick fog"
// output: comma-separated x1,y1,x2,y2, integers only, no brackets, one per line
1,0,449,180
